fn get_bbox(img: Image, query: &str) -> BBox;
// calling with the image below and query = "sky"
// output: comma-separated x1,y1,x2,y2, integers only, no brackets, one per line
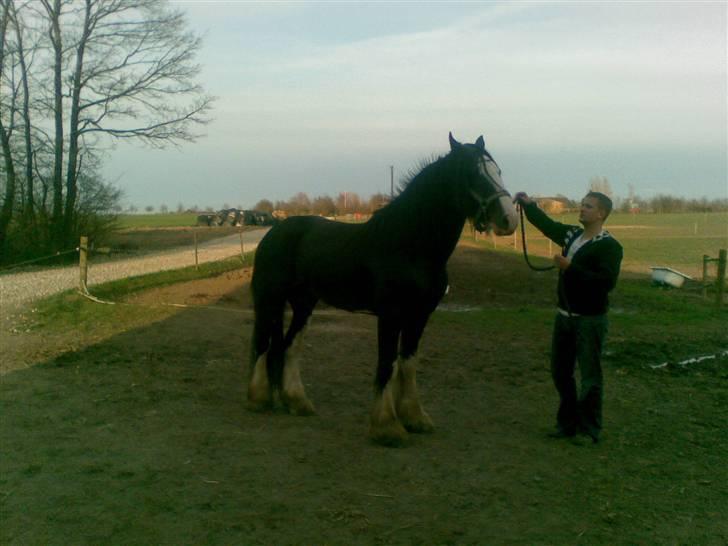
102,1,728,210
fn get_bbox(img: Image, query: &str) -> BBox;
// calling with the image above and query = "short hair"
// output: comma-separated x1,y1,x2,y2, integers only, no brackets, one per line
586,191,613,219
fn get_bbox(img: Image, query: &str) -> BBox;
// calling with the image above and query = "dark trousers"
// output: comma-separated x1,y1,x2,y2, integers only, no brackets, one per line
550,313,607,438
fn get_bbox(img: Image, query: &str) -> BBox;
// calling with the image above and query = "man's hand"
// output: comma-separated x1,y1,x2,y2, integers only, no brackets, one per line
553,254,570,270
513,192,533,206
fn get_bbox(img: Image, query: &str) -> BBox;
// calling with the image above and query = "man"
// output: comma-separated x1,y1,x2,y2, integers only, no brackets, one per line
514,191,623,443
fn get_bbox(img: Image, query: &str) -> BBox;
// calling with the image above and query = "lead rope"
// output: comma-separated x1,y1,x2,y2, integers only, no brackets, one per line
518,205,574,317
518,205,556,271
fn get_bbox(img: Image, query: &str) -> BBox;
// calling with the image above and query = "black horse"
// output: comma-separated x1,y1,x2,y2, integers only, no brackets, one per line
247,133,519,445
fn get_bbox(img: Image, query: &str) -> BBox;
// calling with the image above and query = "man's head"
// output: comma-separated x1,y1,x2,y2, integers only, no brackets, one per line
580,192,613,226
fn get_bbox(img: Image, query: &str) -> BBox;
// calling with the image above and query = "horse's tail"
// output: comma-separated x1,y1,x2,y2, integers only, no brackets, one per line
249,291,285,390
249,219,306,390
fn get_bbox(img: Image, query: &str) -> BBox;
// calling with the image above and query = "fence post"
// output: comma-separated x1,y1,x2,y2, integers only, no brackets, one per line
716,249,727,307
79,236,88,291
193,231,199,270
702,254,710,299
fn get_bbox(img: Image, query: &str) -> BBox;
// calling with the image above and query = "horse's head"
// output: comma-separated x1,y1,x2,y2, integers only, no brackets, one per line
449,132,519,235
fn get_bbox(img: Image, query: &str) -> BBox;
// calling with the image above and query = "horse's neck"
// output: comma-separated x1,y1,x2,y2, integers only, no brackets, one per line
372,162,466,264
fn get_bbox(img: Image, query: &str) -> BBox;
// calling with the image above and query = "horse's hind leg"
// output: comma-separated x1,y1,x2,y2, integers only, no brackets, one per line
248,319,274,412
369,316,408,446
247,299,284,412
280,302,316,416
397,314,434,433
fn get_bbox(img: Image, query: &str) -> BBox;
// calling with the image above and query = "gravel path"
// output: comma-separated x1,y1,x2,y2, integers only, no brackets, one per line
0,229,269,311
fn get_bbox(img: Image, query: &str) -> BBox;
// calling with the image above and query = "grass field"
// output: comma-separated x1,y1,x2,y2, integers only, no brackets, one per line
115,213,200,229
111,211,727,278
485,211,728,279
103,226,252,254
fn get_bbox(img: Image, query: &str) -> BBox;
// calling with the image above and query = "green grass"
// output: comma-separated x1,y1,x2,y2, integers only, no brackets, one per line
482,211,728,278
32,256,249,331
103,226,248,253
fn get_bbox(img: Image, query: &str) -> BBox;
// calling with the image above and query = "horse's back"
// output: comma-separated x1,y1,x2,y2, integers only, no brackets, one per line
253,216,355,284
252,216,372,310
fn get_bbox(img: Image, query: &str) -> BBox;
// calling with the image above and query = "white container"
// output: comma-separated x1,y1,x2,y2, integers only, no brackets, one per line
650,267,693,288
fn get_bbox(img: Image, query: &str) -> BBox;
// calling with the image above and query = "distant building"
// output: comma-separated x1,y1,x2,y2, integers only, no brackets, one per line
535,196,573,214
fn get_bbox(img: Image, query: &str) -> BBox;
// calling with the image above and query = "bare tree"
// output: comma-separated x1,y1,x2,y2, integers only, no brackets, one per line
0,0,15,255
312,195,335,216
589,176,613,198
254,199,273,213
336,191,362,215
57,0,212,245
367,192,389,213
39,0,64,246
1,0,213,260
288,192,311,215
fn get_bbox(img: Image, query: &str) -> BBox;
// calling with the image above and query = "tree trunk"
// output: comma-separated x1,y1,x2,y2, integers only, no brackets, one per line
45,0,64,250
13,1,34,226
62,0,92,248
0,1,15,258
0,120,16,259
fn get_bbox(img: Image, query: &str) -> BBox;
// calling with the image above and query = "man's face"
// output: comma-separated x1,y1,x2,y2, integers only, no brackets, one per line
579,196,605,226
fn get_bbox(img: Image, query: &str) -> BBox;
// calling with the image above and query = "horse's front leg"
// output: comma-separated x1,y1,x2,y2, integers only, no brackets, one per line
281,330,316,416
369,317,407,446
397,313,434,433
280,306,316,416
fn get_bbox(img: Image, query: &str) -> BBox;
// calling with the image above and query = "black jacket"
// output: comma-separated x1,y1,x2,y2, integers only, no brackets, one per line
523,203,623,315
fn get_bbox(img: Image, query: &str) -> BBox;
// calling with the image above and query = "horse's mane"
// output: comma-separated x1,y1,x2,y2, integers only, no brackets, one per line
365,150,467,254
393,155,440,197
371,153,448,221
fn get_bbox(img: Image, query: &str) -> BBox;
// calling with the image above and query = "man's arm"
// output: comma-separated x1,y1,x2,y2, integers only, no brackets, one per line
513,192,575,247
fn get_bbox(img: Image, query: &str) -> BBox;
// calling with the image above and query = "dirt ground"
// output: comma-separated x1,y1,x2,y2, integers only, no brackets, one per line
1,243,726,545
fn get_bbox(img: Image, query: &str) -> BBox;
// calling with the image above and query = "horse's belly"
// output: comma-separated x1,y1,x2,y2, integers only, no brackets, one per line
312,266,375,312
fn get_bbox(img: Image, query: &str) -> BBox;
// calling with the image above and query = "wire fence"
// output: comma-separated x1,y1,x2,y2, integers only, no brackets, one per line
0,247,80,272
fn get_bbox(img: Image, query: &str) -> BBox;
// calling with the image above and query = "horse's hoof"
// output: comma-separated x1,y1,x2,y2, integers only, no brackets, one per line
403,416,435,434
398,402,435,433
284,396,316,416
246,397,273,413
369,420,408,447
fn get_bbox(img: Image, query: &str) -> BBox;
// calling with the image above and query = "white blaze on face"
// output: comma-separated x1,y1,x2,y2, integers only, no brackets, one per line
477,156,519,235
496,194,519,235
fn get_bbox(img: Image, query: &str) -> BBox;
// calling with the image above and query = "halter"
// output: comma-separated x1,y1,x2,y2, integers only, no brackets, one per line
470,188,511,232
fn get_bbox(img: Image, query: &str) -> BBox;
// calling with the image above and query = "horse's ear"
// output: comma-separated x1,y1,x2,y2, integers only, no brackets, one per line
449,132,461,150
475,135,485,150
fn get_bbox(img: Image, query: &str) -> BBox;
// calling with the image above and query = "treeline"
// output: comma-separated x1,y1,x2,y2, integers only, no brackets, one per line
621,195,728,214
588,178,727,214
252,192,392,217
248,191,728,217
